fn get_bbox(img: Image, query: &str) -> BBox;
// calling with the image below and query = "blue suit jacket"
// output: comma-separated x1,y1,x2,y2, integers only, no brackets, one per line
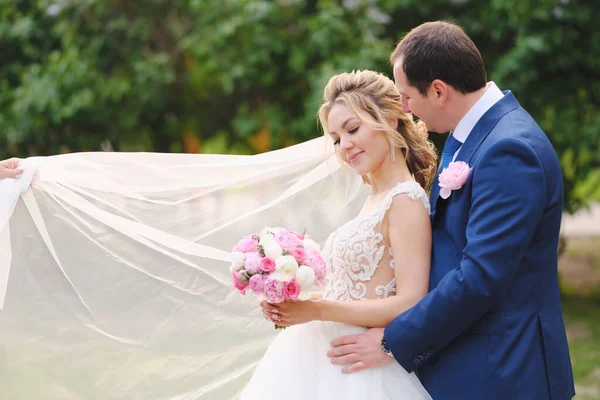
384,92,575,399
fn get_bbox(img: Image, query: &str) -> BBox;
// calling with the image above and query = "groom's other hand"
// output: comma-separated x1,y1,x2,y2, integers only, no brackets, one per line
0,158,23,179
328,327,393,373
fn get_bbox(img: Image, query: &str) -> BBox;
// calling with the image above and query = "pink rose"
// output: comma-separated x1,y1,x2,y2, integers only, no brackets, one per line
232,271,249,295
233,235,258,253
244,252,262,275
438,161,471,199
249,274,265,294
259,257,276,273
263,277,285,303
283,280,301,300
290,247,306,264
274,230,301,252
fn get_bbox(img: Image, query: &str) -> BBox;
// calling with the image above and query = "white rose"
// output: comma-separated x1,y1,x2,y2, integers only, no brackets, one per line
262,241,283,260
295,265,316,289
229,252,245,272
303,236,321,251
260,233,276,246
271,255,299,282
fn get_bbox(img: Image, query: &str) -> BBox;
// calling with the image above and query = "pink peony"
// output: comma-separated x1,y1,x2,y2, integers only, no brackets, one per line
249,274,265,294
283,280,301,300
274,230,301,252
259,257,276,273
305,249,326,269
244,252,262,275
233,235,258,253
304,250,327,283
438,161,471,199
290,247,306,264
263,277,285,303
314,264,327,284
232,271,249,295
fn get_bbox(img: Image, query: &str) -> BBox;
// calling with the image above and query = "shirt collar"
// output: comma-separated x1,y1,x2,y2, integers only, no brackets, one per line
452,81,504,144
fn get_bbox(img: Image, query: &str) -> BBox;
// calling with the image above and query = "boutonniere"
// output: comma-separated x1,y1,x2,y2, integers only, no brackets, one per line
438,161,471,199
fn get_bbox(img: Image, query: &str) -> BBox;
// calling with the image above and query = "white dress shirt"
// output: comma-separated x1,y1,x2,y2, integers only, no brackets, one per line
451,82,505,160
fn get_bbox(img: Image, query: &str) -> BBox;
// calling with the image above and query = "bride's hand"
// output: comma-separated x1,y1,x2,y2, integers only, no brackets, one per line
260,299,323,326
0,158,23,179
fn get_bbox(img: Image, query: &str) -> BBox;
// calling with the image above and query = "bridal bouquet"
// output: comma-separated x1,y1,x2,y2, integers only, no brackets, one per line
230,227,327,326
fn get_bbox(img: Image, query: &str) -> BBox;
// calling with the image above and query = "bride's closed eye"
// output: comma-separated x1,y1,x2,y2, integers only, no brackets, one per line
332,127,358,146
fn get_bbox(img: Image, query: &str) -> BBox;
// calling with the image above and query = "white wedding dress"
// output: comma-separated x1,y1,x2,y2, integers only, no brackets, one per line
239,181,432,400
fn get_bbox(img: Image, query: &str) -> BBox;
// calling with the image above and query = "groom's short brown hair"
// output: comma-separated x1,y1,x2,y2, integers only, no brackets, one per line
391,21,487,95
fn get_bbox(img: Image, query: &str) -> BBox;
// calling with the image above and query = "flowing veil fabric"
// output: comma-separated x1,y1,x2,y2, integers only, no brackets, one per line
0,137,368,399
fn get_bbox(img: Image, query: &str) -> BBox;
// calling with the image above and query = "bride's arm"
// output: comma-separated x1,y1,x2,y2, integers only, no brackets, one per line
311,291,323,300
267,194,431,328
317,195,431,327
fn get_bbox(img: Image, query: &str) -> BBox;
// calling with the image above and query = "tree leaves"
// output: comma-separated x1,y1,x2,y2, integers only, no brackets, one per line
0,0,598,212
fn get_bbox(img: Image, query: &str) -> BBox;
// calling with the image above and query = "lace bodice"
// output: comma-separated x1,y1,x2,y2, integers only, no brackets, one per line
321,181,430,301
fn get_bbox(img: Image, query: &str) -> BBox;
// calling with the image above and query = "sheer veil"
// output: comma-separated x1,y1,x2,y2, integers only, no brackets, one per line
0,136,368,399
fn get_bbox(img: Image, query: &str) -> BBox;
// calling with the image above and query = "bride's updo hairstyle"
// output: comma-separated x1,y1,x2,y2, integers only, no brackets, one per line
318,70,437,191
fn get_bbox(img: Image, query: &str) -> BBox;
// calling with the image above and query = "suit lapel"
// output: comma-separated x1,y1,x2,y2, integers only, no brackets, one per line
430,91,520,220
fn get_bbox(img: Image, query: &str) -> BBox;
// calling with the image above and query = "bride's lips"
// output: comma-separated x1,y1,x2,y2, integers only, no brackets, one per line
348,151,364,163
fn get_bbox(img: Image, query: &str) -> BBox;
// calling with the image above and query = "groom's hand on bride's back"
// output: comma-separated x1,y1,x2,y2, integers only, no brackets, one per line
328,328,393,373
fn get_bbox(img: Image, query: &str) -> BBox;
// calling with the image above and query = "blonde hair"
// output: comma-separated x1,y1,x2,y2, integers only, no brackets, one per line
317,70,437,191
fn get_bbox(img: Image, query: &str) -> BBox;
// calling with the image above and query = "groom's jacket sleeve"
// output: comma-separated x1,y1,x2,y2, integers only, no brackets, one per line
384,137,547,373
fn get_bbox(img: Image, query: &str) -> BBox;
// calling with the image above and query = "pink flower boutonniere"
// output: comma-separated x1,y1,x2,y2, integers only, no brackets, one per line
438,161,471,199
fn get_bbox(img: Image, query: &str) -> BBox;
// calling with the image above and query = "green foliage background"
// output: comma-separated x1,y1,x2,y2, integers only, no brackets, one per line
1,0,598,213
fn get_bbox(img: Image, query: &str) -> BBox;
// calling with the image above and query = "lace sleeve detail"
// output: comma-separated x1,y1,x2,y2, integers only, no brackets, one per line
378,181,430,224
321,181,430,302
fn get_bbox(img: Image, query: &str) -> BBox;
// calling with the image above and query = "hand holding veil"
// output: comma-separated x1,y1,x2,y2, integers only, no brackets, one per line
0,137,367,399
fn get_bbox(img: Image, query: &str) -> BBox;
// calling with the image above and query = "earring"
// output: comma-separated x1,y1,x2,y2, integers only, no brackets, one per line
390,142,396,163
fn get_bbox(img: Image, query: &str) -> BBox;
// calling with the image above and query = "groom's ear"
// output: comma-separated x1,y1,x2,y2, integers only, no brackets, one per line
429,79,449,103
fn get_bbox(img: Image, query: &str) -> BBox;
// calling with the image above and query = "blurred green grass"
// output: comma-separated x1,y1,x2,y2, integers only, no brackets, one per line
560,237,600,400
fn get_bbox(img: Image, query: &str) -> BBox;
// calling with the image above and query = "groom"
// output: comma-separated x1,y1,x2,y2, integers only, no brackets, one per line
329,21,575,399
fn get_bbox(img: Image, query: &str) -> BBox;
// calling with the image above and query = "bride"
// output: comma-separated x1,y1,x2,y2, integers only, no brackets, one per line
0,70,435,399
239,70,436,399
